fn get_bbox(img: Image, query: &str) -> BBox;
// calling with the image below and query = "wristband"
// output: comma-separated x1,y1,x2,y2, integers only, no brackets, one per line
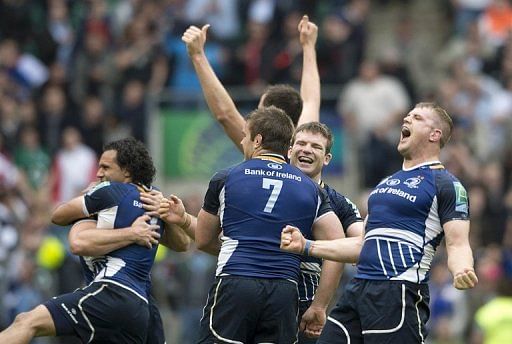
303,239,313,256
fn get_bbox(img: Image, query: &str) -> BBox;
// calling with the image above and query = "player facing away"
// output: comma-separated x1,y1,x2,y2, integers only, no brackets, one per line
0,137,165,344
191,107,358,343
182,15,364,341
281,103,478,343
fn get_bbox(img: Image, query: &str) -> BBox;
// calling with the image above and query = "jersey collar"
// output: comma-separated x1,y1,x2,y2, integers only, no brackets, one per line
254,153,287,164
402,160,442,171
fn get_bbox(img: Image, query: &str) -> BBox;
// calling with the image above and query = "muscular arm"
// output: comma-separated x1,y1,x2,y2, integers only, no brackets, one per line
52,196,86,226
444,220,478,289
196,209,222,255
297,15,321,126
68,216,160,256
183,25,246,151
160,223,192,252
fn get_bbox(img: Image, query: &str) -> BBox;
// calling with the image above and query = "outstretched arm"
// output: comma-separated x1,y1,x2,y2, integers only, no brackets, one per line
444,220,478,289
297,15,321,126
140,190,192,252
281,224,362,263
182,25,246,151
159,194,198,240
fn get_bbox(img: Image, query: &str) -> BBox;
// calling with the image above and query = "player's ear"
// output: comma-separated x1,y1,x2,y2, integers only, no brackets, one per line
429,128,442,144
324,152,332,166
287,146,292,160
254,134,263,148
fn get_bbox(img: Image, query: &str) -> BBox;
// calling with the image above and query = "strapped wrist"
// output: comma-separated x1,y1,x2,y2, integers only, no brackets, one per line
303,239,314,256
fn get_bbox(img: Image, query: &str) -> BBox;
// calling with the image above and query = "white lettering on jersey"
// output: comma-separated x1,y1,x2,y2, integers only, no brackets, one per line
369,187,417,202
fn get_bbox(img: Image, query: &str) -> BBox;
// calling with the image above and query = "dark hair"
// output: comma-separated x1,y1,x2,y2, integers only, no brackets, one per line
262,84,303,126
415,102,453,148
246,106,294,156
293,122,334,154
103,137,155,186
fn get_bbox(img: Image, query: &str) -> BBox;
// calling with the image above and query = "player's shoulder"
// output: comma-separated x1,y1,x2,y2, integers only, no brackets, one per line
211,165,237,183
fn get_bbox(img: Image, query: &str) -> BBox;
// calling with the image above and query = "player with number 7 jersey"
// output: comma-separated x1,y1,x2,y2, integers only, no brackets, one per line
204,153,330,281
195,107,354,344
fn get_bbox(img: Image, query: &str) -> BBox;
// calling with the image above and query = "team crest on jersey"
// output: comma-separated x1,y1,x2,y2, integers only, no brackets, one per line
385,178,401,186
453,181,468,214
267,162,283,170
404,176,423,189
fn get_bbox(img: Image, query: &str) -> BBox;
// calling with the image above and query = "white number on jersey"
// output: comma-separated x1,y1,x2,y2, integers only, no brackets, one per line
262,178,283,213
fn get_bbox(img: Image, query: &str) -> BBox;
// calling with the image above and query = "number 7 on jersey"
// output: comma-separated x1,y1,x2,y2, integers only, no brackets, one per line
262,178,283,213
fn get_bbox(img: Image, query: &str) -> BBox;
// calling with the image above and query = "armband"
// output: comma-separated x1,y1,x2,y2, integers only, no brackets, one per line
303,239,313,256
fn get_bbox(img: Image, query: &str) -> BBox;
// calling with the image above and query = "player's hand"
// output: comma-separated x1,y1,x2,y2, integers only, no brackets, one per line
300,305,326,338
131,214,161,249
280,225,306,254
298,15,318,47
140,190,164,217
182,24,210,57
158,195,187,226
453,268,478,289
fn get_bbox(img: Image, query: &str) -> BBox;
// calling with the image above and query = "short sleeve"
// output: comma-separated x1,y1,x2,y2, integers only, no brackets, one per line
436,173,470,224
316,186,333,219
84,182,126,216
202,169,230,215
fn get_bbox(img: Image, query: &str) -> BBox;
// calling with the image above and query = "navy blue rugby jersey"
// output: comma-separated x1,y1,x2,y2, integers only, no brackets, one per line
356,161,469,283
202,153,333,282
298,182,363,302
79,181,164,301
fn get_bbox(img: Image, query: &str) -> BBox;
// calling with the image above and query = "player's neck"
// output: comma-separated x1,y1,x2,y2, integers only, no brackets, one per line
402,155,441,170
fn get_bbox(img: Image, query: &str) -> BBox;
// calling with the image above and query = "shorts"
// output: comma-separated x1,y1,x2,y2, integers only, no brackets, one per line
44,282,149,344
318,278,430,344
197,276,299,344
146,293,165,344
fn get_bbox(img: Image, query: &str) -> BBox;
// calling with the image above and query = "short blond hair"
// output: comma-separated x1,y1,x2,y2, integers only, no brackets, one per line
415,102,453,148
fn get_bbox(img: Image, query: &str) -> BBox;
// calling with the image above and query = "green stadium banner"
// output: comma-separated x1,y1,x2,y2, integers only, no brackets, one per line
161,109,345,178
161,109,243,178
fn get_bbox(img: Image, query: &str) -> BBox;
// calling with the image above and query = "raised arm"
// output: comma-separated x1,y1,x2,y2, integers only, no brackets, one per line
68,215,161,256
444,220,478,289
182,25,246,151
297,15,321,126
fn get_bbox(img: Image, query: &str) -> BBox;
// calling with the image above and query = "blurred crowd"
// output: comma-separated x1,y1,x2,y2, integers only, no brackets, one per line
0,0,511,343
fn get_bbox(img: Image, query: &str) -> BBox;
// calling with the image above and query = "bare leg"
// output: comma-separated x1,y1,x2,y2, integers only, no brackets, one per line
0,305,56,344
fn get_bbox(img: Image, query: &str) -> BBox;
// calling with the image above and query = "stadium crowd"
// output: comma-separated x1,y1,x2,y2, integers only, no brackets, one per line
0,0,511,343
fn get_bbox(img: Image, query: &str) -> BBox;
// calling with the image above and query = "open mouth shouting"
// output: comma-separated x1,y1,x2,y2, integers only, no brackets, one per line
400,125,411,142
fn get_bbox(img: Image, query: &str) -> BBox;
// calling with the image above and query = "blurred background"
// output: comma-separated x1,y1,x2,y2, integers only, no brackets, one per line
0,0,511,343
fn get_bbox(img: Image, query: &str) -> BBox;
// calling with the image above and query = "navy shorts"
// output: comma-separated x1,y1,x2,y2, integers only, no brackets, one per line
146,293,165,344
44,282,149,344
318,279,430,344
197,276,299,344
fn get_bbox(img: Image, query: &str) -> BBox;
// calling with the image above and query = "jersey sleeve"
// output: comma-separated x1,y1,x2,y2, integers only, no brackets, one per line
83,182,127,216
202,168,230,216
332,194,363,232
435,172,470,224
316,186,334,219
